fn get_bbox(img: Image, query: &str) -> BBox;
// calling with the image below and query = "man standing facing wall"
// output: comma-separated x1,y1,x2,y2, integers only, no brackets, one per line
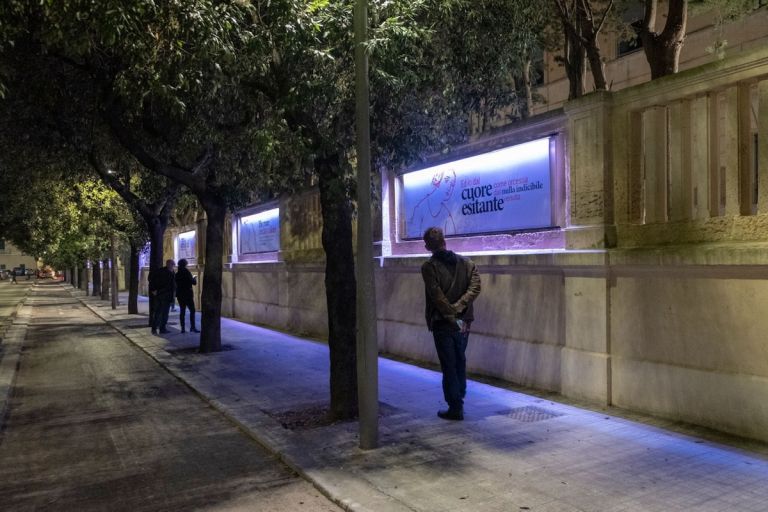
421,227,481,421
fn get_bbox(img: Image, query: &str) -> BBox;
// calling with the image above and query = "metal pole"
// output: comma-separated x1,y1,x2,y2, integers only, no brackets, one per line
354,0,379,450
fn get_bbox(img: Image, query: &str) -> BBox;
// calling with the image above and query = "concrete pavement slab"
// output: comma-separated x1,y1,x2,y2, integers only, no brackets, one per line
73,286,768,512
1,283,342,511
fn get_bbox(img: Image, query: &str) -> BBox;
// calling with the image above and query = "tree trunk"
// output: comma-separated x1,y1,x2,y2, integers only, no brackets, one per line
578,4,609,92
92,260,101,296
317,153,358,421
80,261,89,292
101,258,110,300
128,241,140,314
640,0,688,80
521,58,533,119
584,41,607,91
562,20,586,99
198,199,225,353
146,215,168,326
78,264,85,290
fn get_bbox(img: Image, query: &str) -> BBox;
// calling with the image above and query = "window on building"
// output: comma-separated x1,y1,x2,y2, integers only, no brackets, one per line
618,19,644,57
0,239,4,251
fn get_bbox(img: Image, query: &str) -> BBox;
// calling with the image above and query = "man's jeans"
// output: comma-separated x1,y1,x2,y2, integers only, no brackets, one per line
433,328,468,411
152,297,171,331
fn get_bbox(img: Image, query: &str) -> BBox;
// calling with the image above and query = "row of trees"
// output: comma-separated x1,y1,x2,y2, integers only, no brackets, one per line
0,0,758,419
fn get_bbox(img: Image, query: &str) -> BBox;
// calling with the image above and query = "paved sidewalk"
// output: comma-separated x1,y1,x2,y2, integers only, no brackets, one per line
72,286,768,512
0,280,33,425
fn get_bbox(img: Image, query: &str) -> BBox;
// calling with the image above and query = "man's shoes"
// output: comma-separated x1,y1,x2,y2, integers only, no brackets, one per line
437,409,464,421
159,329,170,334
151,328,157,335
180,328,186,333
190,328,200,333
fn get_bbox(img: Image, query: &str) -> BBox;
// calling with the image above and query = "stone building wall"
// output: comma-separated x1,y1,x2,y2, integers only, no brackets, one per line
154,45,768,443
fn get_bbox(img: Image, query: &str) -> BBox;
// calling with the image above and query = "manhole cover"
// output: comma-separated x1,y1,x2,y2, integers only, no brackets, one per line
497,405,564,423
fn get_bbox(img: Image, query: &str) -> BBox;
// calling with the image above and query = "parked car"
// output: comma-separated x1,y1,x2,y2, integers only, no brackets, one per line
0,269,9,280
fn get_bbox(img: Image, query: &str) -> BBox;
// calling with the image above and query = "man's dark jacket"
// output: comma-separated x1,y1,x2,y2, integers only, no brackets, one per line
175,267,196,302
421,250,481,331
148,268,175,301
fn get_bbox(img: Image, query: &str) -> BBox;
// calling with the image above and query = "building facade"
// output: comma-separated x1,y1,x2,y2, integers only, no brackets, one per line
0,240,38,274
153,10,768,443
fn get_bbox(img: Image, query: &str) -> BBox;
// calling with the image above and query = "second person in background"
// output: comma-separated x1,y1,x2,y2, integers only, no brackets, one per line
175,258,199,333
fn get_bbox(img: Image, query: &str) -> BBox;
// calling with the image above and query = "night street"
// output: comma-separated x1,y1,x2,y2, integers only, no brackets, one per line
2,2,768,510
0,282,340,512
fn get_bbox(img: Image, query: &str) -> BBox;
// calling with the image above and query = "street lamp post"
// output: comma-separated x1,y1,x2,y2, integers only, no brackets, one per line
354,0,379,450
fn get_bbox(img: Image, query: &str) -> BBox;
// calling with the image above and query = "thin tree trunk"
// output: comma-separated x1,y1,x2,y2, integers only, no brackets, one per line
317,153,358,421
639,0,688,79
579,4,609,92
92,260,101,296
81,261,89,292
584,42,607,90
128,242,140,314
562,19,586,99
198,200,225,353
101,258,110,300
521,58,533,119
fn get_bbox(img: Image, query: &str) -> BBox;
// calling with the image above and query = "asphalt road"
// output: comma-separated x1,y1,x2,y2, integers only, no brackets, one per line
0,283,342,512
0,278,31,323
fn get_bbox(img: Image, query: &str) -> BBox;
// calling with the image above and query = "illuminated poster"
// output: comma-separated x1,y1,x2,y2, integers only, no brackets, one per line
401,138,552,239
240,208,280,254
138,243,150,268
178,231,196,260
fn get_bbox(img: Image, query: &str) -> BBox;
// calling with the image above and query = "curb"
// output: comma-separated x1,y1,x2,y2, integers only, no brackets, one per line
69,288,414,512
0,292,31,430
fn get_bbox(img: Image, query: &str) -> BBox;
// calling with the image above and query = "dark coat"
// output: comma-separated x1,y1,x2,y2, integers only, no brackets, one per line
148,268,175,300
421,250,481,331
175,267,197,301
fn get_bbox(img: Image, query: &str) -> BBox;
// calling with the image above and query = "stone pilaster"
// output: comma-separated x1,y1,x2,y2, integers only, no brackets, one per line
563,91,616,249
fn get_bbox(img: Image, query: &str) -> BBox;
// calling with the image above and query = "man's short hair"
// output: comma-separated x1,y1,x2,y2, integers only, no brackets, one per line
423,227,446,251
166,259,175,266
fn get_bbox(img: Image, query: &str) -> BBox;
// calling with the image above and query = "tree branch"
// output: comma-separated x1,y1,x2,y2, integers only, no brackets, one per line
660,0,688,41
88,149,153,219
595,0,614,35
642,0,657,33
101,98,205,192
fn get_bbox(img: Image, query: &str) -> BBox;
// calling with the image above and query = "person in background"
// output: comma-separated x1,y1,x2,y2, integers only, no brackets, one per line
421,226,481,421
175,259,199,333
10,269,17,284
148,259,175,334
